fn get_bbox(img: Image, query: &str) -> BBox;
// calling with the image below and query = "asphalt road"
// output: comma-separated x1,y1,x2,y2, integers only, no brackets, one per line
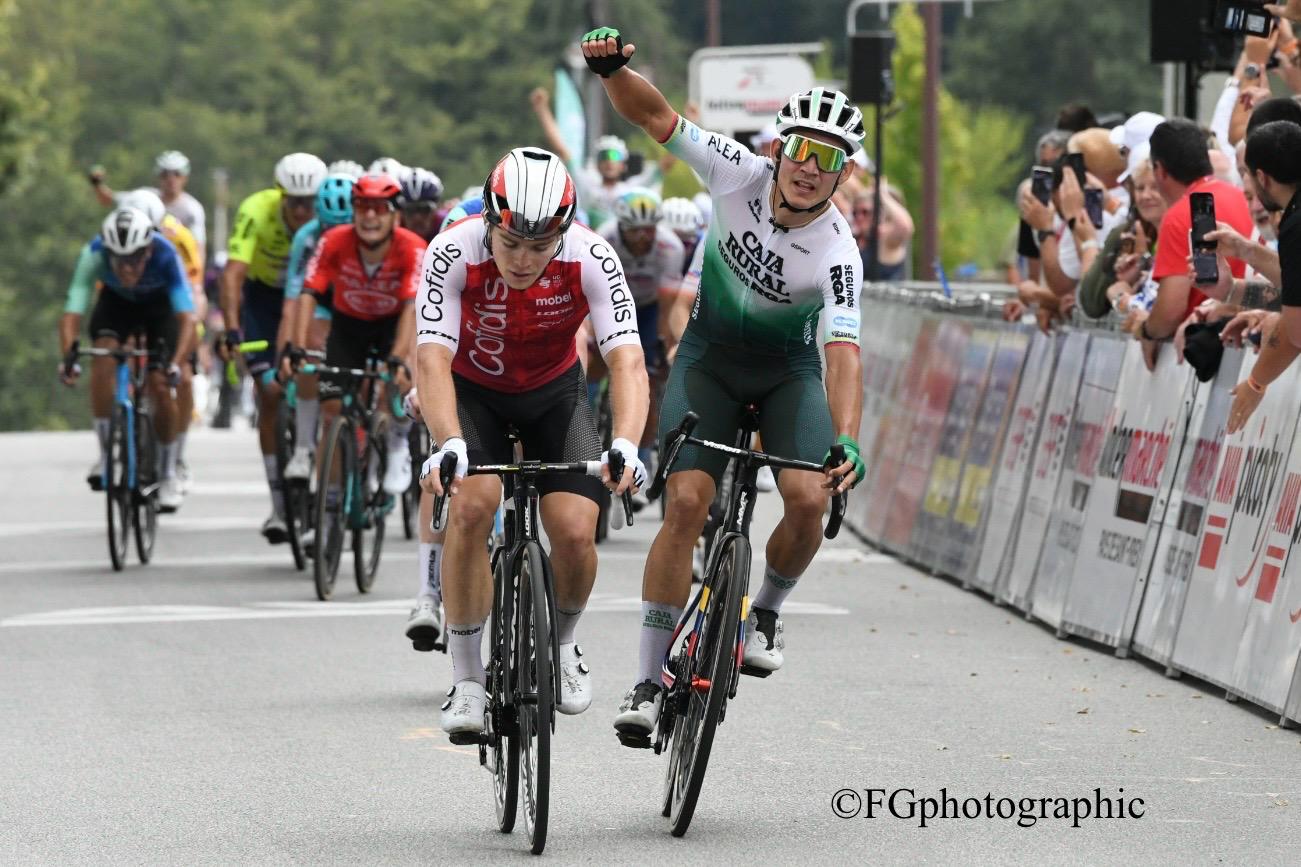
2,427,1298,865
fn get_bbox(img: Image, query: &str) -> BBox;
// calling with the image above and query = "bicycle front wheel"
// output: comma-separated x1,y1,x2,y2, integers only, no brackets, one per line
515,541,554,854
353,414,388,593
105,404,132,571
133,407,158,564
488,544,519,833
665,533,749,837
313,415,351,601
277,399,308,571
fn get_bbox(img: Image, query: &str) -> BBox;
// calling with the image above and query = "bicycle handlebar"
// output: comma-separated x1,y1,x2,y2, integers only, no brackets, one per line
224,339,270,386
649,411,849,540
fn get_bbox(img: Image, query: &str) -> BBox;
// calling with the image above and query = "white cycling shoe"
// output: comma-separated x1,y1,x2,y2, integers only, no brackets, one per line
405,596,444,652
556,642,591,715
441,680,487,736
158,477,184,512
383,448,412,495
614,680,662,745
284,447,313,481
741,607,784,676
262,512,288,545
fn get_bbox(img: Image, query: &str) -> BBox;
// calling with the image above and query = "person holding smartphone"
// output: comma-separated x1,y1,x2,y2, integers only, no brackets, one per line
1137,119,1253,370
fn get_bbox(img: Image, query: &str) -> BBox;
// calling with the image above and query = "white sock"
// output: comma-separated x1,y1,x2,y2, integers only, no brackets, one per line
418,542,443,603
638,602,684,685
296,398,319,451
161,442,178,480
448,621,487,686
556,606,583,645
752,564,800,613
175,430,188,464
93,418,110,458
263,454,284,517
387,417,411,456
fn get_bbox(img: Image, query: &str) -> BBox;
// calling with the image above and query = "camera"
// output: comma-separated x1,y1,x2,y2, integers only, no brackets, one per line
1031,166,1054,205
1216,1,1275,38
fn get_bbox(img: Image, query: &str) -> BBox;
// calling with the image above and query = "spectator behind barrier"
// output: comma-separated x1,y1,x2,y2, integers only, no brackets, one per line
1078,158,1169,322
1136,119,1253,370
853,185,914,283
1056,102,1098,133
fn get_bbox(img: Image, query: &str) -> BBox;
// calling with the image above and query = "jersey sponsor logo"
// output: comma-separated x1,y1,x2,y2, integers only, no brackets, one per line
829,264,855,309
420,242,464,323
706,134,743,165
466,277,509,377
789,241,811,255
721,230,789,303
343,288,402,317
748,197,763,223
588,242,636,323
418,328,458,344
535,291,573,307
833,314,859,329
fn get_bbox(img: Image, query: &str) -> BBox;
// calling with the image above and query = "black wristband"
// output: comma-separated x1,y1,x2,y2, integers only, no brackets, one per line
1036,228,1054,244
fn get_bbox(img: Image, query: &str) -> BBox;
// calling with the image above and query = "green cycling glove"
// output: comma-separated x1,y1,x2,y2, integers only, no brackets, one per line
581,27,629,78
826,434,865,489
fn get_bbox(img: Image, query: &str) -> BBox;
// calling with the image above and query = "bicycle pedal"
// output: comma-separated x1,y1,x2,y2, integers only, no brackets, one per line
739,664,774,679
448,731,488,746
615,730,653,750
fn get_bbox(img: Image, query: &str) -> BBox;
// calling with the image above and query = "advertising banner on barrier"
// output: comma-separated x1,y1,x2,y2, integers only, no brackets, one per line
1030,334,1127,630
1171,354,1301,692
972,330,1057,595
1000,331,1090,611
881,319,971,552
1059,341,1193,648
861,317,939,544
948,329,1031,582
911,327,998,569
1131,350,1241,666
1230,385,1301,717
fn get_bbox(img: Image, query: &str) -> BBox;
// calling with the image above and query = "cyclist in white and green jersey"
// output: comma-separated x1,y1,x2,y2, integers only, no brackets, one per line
579,28,867,742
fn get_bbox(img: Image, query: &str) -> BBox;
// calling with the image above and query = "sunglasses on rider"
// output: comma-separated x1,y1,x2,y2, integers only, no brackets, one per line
109,248,150,268
781,134,847,174
354,198,396,215
597,148,625,163
284,195,315,211
401,202,437,216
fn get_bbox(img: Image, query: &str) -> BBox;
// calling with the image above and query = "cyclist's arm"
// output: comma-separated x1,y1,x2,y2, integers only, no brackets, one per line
165,264,197,366
298,227,336,348
188,197,208,260
61,243,100,354
393,303,417,375
655,232,686,356
222,195,263,329
415,343,460,445
581,235,647,442
220,259,248,330
529,88,573,165
825,344,863,447
820,247,864,450
394,235,426,372
598,64,677,148
605,344,648,445
415,227,470,443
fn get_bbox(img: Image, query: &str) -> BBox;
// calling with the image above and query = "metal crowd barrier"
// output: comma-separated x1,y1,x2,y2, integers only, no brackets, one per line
850,281,1301,727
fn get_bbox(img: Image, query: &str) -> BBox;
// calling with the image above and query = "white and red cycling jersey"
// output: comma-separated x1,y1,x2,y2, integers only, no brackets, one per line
416,215,640,392
302,224,427,321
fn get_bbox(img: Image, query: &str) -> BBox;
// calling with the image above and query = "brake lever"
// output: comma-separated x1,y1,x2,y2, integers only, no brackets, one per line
608,448,634,529
824,444,847,540
429,452,459,531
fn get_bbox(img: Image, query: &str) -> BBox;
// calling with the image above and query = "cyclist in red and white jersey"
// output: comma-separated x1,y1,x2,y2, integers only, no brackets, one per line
416,147,649,737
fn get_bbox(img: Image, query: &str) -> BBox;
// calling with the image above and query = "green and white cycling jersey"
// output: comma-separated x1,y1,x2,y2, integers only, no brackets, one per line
659,114,861,355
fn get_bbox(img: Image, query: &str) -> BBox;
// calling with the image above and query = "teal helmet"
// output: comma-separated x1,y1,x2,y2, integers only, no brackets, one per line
316,173,355,227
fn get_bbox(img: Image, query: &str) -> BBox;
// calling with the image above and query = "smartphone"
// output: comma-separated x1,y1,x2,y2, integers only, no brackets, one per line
1084,189,1104,229
1031,166,1053,205
1217,1,1275,37
1065,152,1087,187
1190,192,1219,285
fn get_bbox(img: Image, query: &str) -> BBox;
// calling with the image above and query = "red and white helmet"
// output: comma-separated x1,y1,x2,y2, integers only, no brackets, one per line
482,147,577,239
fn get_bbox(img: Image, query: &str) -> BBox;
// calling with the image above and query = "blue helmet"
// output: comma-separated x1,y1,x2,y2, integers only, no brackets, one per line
400,167,444,205
316,173,355,227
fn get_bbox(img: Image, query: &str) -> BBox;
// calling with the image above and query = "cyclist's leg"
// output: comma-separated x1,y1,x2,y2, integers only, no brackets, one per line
86,294,126,482
242,283,285,522
143,303,181,473
292,312,331,461
635,302,660,468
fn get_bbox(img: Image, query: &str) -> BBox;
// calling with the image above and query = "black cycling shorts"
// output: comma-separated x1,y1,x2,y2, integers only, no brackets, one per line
88,289,179,360
240,279,284,375
321,313,399,399
454,362,604,504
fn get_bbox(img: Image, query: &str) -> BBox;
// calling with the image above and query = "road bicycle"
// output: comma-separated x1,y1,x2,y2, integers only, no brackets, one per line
640,409,847,836
430,440,633,854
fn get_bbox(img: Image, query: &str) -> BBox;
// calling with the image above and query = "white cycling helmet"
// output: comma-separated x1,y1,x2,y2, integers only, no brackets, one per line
774,87,866,156
368,157,408,182
155,150,191,175
483,147,577,239
101,206,154,255
594,135,629,161
660,197,703,235
692,192,713,227
613,188,661,228
274,152,328,196
118,188,166,229
327,159,366,179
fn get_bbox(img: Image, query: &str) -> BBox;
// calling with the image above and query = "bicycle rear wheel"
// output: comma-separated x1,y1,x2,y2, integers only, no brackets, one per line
353,414,388,593
277,399,308,571
665,533,749,837
515,541,554,854
487,544,520,833
313,415,351,601
133,407,158,564
105,404,132,571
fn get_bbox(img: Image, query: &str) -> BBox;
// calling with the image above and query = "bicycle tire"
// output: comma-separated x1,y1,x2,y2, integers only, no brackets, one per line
313,415,350,601
277,399,308,571
488,544,520,833
133,407,158,564
666,532,749,837
516,541,553,854
105,404,132,571
353,414,387,593
401,423,428,540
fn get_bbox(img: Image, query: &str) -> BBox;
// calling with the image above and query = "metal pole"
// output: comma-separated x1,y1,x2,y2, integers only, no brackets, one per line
921,2,941,280
707,0,721,46
869,104,885,282
586,0,609,156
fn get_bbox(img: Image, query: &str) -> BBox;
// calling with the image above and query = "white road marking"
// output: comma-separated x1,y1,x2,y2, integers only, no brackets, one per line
0,553,290,574
0,516,262,538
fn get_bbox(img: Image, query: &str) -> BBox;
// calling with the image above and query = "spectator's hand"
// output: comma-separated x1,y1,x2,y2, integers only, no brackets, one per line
1239,85,1273,112
1246,31,1279,65
1016,279,1042,305
1057,291,1077,321
1205,221,1254,261
1221,309,1272,349
1034,304,1057,334
529,87,549,112
1173,305,1209,364
1122,306,1149,338
1140,333,1161,371
1266,3,1301,24
1105,280,1135,311
1002,298,1026,322
1115,252,1144,287
1057,168,1085,223
1018,187,1055,232
1227,380,1266,434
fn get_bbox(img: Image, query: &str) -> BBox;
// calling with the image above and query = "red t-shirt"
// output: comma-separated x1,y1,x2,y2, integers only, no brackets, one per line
1151,177,1253,317
303,225,427,321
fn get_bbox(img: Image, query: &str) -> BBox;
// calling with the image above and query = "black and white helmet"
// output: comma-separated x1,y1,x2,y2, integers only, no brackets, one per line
483,147,577,239
101,206,154,255
274,152,328,196
400,167,444,205
118,188,167,229
775,87,866,155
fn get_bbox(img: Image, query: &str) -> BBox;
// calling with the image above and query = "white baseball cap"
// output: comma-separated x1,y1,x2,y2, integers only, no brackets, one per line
1110,111,1164,155
1119,142,1151,183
